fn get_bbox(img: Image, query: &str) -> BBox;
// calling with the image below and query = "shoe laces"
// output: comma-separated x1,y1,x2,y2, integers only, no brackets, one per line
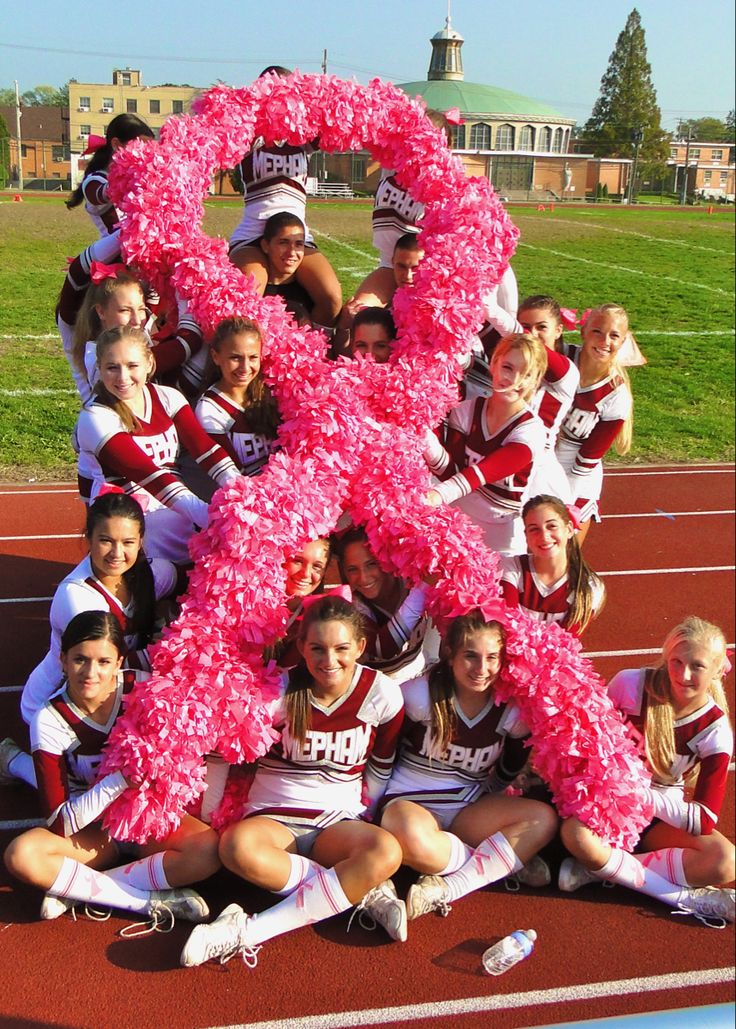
347,898,379,934
119,904,175,939
672,904,727,930
229,943,261,969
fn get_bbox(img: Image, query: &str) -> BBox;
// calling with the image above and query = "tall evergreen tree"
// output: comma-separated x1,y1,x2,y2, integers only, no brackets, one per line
583,9,668,166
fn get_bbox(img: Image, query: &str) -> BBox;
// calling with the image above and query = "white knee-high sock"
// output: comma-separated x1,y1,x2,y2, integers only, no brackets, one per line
595,848,687,907
49,857,151,914
248,867,351,945
106,852,171,892
442,832,522,903
273,853,321,896
436,833,473,875
8,751,37,788
635,848,689,888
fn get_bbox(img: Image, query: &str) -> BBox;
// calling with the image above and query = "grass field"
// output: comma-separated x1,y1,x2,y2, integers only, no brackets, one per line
0,194,733,479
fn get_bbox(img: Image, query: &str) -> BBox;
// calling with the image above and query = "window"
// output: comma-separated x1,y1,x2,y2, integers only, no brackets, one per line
172,100,184,115
552,128,564,153
127,99,138,113
52,145,65,162
469,122,491,150
690,148,701,159
21,144,27,157
704,170,712,184
149,99,161,114
449,123,465,149
122,72,132,86
720,171,728,185
519,125,535,150
711,149,723,162
351,154,366,181
494,124,514,150
539,126,552,151
102,97,114,111
670,147,678,159
78,95,91,110
80,124,91,136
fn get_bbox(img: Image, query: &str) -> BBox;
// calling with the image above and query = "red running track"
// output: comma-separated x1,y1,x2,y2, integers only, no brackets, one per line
0,466,733,1029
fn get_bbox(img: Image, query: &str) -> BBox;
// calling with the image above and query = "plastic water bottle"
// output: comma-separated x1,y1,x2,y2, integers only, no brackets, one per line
482,929,537,975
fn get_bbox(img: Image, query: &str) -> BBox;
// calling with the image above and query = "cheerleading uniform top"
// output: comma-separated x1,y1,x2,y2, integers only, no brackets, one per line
76,383,239,520
195,386,277,476
499,553,605,636
31,670,145,836
21,553,175,725
242,665,404,822
231,140,318,246
609,668,733,836
372,169,423,267
555,343,632,506
384,675,529,800
352,583,430,683
82,170,118,238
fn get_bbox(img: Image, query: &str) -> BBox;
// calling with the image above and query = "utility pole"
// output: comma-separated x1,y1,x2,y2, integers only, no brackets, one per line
322,49,327,74
14,79,23,191
320,50,328,183
680,127,693,205
627,128,643,203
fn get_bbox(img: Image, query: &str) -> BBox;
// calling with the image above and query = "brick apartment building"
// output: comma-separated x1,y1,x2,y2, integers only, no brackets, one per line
0,104,71,188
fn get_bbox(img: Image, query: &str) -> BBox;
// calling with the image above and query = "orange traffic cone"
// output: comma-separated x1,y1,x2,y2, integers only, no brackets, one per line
13,193,23,202
537,204,545,212
707,205,714,214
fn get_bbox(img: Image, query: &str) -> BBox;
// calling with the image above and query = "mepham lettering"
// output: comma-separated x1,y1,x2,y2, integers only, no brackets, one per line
252,150,308,181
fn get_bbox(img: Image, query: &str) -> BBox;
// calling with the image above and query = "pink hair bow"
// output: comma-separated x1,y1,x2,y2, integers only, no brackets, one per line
96,483,149,513
565,504,582,530
617,332,648,368
300,585,353,613
722,650,733,678
90,260,128,283
444,107,464,125
559,307,579,331
578,308,592,328
82,134,106,156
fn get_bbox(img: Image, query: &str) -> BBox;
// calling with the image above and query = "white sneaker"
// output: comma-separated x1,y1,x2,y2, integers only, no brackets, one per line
353,880,408,942
558,858,599,893
149,888,209,923
511,854,551,889
675,887,735,929
180,903,261,968
0,738,23,784
406,874,451,920
40,893,75,920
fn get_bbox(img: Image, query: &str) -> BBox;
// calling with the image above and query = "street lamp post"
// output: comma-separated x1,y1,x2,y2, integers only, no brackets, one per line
627,128,643,203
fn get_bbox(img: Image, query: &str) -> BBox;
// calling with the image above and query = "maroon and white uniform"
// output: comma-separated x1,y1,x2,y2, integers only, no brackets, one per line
230,140,318,248
372,170,423,267
195,387,277,477
31,670,145,837
243,665,404,828
382,675,529,829
426,396,546,554
21,553,176,725
556,343,632,521
76,383,239,561
353,584,430,683
609,669,733,836
499,553,604,636
82,170,118,238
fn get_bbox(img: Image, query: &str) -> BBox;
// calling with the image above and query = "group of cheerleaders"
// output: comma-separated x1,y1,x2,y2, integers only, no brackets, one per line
0,67,733,970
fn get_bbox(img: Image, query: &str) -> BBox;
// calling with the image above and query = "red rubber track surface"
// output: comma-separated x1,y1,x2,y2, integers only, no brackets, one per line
0,468,733,1029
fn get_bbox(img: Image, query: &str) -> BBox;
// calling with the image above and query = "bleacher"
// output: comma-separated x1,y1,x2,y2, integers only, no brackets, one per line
309,181,354,198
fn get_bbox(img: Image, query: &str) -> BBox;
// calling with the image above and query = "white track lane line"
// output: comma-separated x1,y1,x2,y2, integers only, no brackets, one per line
602,510,734,519
0,597,53,605
600,566,734,577
605,469,734,477
0,534,81,541
203,967,736,1029
584,644,735,658
0,819,44,831
0,487,77,494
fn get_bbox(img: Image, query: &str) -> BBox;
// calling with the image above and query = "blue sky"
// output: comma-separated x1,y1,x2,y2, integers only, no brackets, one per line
1,0,733,131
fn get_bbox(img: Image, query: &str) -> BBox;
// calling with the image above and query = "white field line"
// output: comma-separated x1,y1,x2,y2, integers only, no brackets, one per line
602,509,734,519
311,230,375,263
635,330,734,337
517,241,732,295
0,533,81,541
515,214,733,255
0,333,57,340
600,565,734,577
1,388,76,397
202,968,736,1029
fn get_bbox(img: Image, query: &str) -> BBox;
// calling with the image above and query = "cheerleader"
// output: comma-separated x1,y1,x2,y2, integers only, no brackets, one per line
180,596,405,967
555,303,634,545
372,612,557,932
335,526,430,683
195,317,279,479
500,494,605,636
228,67,342,328
272,537,333,669
425,334,548,555
4,612,218,930
349,308,397,364
558,617,735,927
259,213,316,314
66,114,153,237
75,325,241,563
